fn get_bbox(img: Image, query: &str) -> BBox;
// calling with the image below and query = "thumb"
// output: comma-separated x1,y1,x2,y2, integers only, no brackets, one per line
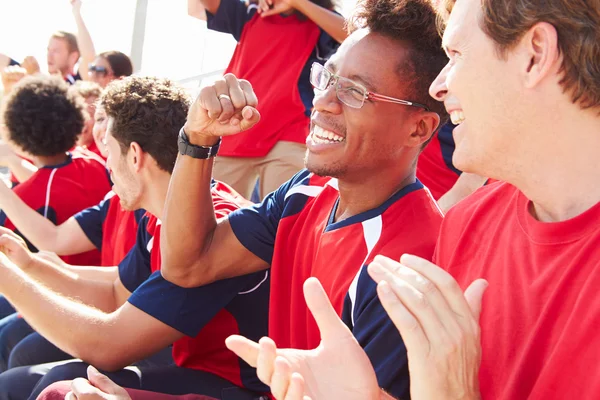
303,277,352,342
226,334,260,367
464,279,488,322
87,365,125,395
238,106,260,132
0,233,26,254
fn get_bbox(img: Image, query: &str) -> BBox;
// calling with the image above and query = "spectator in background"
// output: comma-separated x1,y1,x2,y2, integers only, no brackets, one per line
69,81,104,157
87,51,133,88
188,0,345,200
0,76,110,265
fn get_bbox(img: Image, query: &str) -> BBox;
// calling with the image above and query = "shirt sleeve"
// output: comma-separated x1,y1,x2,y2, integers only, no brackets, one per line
206,0,256,41
343,267,410,400
0,211,6,227
74,197,111,250
8,58,20,66
228,169,311,264
118,216,152,293
128,270,269,337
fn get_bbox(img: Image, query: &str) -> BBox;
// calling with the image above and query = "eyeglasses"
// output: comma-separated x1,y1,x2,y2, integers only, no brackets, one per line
310,62,430,111
88,64,108,76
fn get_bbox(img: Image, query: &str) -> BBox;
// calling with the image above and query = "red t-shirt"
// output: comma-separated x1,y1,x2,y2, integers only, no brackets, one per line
0,151,110,266
211,9,320,157
435,182,600,399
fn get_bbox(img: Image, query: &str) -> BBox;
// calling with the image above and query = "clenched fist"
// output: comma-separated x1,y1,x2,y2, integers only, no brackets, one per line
183,73,260,146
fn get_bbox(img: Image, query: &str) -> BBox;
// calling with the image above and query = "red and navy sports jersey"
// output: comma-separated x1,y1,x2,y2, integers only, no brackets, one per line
435,182,600,399
123,181,270,392
74,191,145,266
0,151,111,266
206,0,339,157
228,169,444,399
417,122,462,200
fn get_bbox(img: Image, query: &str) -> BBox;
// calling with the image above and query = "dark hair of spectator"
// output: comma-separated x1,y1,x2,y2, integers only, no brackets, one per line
350,0,449,122
3,76,85,157
100,76,190,173
50,31,80,54
98,51,134,78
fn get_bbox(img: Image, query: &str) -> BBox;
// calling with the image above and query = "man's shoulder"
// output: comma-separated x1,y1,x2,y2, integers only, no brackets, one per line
446,180,515,220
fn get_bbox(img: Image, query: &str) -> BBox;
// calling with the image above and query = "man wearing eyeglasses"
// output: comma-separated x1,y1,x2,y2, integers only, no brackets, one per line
157,0,447,398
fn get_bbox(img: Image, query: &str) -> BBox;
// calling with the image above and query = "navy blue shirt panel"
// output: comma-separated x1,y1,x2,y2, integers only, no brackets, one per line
128,270,270,337
342,267,410,400
206,0,255,41
118,215,152,293
9,58,20,66
438,122,462,176
228,169,312,265
74,197,111,251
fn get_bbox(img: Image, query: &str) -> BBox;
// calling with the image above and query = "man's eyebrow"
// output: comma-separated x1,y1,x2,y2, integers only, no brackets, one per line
346,73,378,92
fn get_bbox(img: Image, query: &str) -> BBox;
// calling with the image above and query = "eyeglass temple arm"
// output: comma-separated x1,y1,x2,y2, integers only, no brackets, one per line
367,92,430,111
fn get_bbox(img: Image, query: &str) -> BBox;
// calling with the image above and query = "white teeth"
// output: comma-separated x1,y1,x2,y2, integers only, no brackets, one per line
311,125,345,144
450,110,465,125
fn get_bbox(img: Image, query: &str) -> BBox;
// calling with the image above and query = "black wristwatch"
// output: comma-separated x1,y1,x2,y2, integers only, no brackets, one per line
178,127,221,159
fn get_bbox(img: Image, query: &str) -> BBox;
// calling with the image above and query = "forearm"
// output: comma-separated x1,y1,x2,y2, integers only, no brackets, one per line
161,153,218,284
72,10,96,78
0,184,69,253
6,156,36,183
437,172,488,213
189,0,221,17
293,0,347,43
0,54,11,70
0,261,118,360
22,256,117,312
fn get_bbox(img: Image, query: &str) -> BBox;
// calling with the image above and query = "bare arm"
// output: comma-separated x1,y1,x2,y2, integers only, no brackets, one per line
71,0,96,80
187,0,221,19
0,183,95,255
0,54,12,70
0,256,182,371
290,0,347,43
161,75,268,288
436,172,488,213
3,154,37,183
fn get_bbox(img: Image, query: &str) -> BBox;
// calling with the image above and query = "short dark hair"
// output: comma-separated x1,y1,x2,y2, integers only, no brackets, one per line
3,76,85,156
100,76,190,173
350,0,449,121
99,51,134,78
50,31,80,54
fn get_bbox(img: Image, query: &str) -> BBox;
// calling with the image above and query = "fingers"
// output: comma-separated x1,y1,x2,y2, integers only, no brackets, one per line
399,254,473,319
256,336,278,386
270,357,306,400
463,279,488,322
87,365,123,395
202,75,258,126
303,277,353,343
376,280,429,355
65,392,78,400
226,334,260,367
71,377,101,397
368,256,451,338
199,86,222,120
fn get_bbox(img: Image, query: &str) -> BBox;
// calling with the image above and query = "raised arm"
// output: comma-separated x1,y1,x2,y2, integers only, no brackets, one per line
187,0,222,20
0,140,38,183
259,0,348,43
0,182,96,255
71,0,96,80
161,74,268,288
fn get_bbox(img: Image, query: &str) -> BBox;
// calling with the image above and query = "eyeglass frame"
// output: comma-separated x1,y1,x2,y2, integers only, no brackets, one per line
310,62,430,112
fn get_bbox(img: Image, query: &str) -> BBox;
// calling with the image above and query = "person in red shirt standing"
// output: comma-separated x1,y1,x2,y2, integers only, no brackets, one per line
188,0,345,200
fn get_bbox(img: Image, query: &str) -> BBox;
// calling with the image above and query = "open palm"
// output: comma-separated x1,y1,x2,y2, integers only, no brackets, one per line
226,278,380,400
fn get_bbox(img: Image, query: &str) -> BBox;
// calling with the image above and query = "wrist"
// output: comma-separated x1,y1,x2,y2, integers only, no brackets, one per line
182,124,220,147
